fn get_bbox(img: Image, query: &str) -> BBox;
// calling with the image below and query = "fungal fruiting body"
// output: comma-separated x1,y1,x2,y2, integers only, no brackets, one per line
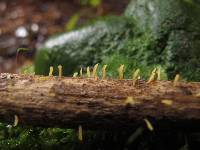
147,68,157,83
13,115,19,127
157,67,161,80
102,65,107,79
173,74,180,86
58,65,62,78
132,69,140,86
73,72,78,77
80,68,83,77
92,64,99,78
124,96,134,106
144,118,154,131
78,125,83,141
161,99,173,106
38,77,50,81
49,66,53,76
118,64,125,80
196,93,200,97
87,67,91,77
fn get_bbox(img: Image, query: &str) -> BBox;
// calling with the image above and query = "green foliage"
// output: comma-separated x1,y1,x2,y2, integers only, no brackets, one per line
35,0,200,81
35,16,135,76
0,124,78,150
100,54,167,80
125,0,200,81
65,13,80,31
79,0,102,7
17,48,29,53
21,65,35,75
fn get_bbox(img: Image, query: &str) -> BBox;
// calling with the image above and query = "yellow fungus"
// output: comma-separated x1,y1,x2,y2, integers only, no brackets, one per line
173,74,180,86
124,96,135,105
73,72,78,77
147,68,157,83
132,69,140,86
87,67,91,77
118,64,125,80
144,118,154,131
78,125,83,141
92,63,99,78
161,99,173,106
49,66,53,76
58,65,62,78
80,68,83,77
13,115,19,127
102,65,107,79
196,93,200,97
49,92,56,97
37,77,49,81
157,67,161,80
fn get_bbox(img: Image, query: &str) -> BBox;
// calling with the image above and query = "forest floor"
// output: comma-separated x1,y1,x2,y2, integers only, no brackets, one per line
0,0,128,73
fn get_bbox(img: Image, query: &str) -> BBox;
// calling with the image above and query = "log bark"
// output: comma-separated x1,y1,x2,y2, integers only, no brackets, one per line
0,73,200,130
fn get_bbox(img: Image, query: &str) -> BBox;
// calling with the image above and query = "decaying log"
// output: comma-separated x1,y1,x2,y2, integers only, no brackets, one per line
0,73,200,130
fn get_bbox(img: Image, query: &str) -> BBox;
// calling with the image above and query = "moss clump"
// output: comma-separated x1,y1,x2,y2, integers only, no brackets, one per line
125,0,200,80
35,16,135,76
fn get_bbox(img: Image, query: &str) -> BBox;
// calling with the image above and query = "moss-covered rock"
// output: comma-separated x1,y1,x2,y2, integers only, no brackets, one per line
125,0,200,80
35,0,200,81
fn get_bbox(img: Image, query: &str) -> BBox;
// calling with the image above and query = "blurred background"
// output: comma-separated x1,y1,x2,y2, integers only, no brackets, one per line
0,0,128,73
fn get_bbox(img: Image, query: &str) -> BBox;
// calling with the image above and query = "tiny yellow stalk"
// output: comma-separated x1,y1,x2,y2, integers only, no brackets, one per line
92,64,99,78
102,65,107,79
157,67,161,80
58,65,62,78
132,69,140,86
118,64,125,80
80,68,83,77
173,74,180,86
73,72,78,77
13,115,19,127
161,99,173,106
78,125,83,141
147,68,157,83
49,66,54,76
124,96,134,105
144,118,154,131
196,93,200,97
87,67,91,77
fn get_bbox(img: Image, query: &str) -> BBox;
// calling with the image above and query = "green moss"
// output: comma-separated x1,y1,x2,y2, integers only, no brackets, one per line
100,53,167,80
35,0,200,80
35,16,135,76
125,0,200,80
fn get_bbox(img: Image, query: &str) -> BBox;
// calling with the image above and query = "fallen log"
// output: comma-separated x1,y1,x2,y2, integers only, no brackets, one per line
0,73,200,130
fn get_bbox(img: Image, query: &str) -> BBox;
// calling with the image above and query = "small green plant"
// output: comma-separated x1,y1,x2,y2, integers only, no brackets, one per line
79,0,102,7
65,13,80,31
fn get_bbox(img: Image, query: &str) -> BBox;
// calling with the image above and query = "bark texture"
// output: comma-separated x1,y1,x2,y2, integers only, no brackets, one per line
0,73,200,130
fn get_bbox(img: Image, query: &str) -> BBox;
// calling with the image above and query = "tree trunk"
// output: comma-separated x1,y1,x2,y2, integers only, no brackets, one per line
0,73,200,130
